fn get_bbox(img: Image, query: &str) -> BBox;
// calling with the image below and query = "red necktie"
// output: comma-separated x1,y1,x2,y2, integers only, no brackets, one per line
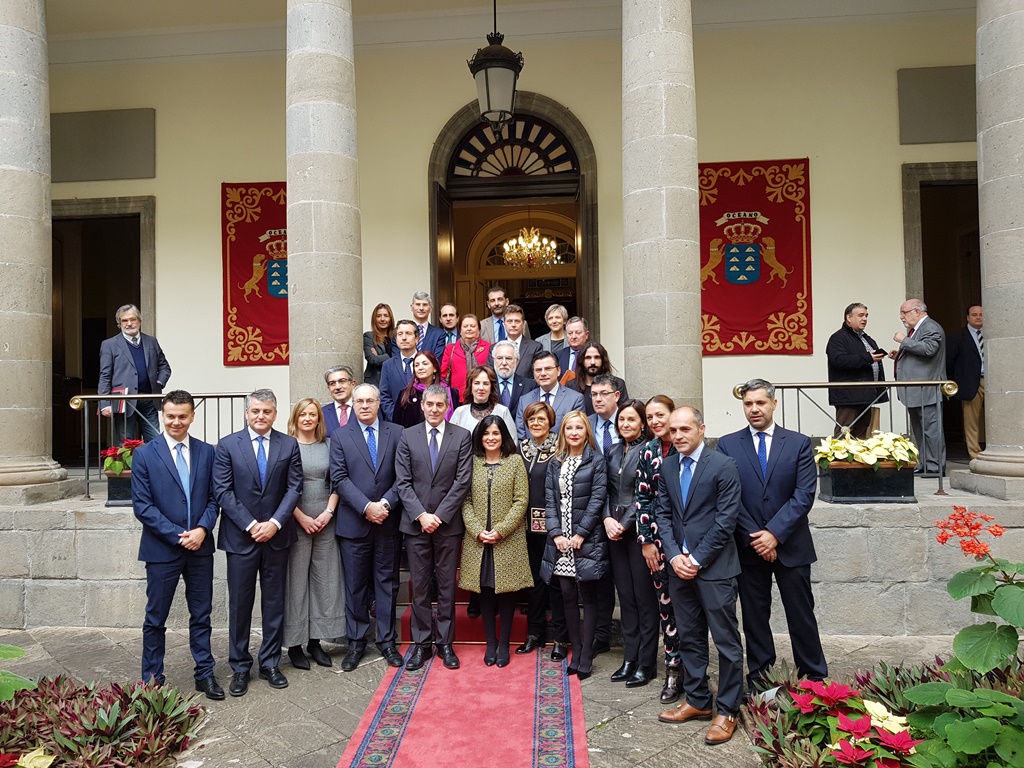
338,405,349,427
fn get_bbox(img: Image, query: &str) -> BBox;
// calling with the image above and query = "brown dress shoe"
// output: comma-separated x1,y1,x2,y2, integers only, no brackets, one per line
658,702,713,724
704,714,737,745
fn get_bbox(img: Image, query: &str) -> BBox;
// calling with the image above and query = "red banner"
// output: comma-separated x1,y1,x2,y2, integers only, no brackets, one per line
222,183,289,366
698,159,812,355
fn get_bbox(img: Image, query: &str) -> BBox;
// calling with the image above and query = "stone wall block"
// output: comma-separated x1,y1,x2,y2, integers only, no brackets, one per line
17,508,72,530
811,528,870,582
0,168,48,219
976,62,1024,133
811,505,864,528
77,531,145,580
0,0,47,36
859,506,930,528
976,9,1024,81
85,581,147,628
0,27,49,91
0,311,49,361
0,531,29,577
166,577,229,630
978,175,1022,235
74,509,140,530
286,50,353,107
868,528,928,582
0,579,24,628
0,265,47,315
976,0,1024,29
26,581,86,626
287,0,353,59
622,188,665,245
621,30,694,90
980,229,1024,287
815,583,905,635
311,201,361,255
904,582,977,636
28,530,75,579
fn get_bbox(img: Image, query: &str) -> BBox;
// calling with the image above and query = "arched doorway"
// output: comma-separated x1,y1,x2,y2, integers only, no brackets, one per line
428,92,599,337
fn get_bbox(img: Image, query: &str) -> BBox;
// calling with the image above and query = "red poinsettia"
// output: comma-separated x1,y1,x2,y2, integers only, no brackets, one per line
0,755,18,768
874,759,903,768
799,679,861,708
831,739,875,765
874,728,924,755
102,437,145,475
837,712,872,740
790,690,818,713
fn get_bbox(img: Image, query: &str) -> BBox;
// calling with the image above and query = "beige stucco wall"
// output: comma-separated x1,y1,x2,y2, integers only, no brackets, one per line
48,12,977,434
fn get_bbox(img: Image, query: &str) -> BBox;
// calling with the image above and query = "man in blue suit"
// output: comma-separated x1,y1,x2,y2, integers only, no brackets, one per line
654,407,744,746
131,390,222,699
331,383,405,671
380,320,419,421
322,364,356,434
716,379,827,690
214,388,303,696
515,351,584,440
394,291,447,360
491,340,538,417
98,303,172,442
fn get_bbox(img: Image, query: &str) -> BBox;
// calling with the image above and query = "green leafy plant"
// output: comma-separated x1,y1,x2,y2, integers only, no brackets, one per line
814,432,918,470
935,506,1022,673
0,646,36,704
101,438,143,476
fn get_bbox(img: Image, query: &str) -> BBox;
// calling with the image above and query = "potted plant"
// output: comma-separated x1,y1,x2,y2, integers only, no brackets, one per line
101,438,143,507
814,431,919,503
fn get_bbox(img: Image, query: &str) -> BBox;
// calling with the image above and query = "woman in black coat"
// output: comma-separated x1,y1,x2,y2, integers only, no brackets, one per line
363,303,394,386
603,399,659,688
540,410,608,679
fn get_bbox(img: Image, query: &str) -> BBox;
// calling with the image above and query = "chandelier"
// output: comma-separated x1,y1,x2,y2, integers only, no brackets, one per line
503,226,558,270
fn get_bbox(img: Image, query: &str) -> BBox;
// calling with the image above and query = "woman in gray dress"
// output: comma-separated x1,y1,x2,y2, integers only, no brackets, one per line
284,398,345,670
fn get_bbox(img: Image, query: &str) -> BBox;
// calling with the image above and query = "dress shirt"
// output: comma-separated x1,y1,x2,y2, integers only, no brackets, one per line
123,332,141,346
163,432,190,472
857,331,880,380
540,383,560,402
595,413,620,450
332,400,352,429
245,427,281,530
971,326,985,376
748,423,775,459
491,316,504,340
679,441,705,566
360,418,380,447
424,420,447,442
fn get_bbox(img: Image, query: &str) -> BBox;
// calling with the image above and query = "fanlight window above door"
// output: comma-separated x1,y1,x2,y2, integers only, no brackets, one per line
450,115,580,178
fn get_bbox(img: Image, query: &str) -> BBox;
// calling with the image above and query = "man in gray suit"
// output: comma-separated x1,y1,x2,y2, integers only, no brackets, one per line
98,303,171,442
515,351,585,440
890,298,946,475
654,407,744,746
395,384,473,671
480,285,532,343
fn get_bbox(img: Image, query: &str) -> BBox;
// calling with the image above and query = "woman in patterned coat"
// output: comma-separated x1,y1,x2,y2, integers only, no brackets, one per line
459,415,532,667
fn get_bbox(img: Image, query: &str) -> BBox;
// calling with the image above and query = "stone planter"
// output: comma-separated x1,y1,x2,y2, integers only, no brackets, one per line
103,469,133,508
818,461,917,504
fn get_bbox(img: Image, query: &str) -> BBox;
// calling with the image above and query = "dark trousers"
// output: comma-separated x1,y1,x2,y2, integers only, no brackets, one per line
668,573,744,716
557,576,599,674
738,558,827,687
608,535,659,669
142,556,215,683
594,572,616,646
339,527,402,650
406,531,461,646
226,544,289,673
525,532,567,642
479,588,516,650
113,399,161,443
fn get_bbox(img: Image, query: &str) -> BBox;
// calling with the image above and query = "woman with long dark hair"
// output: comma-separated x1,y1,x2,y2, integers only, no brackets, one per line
540,410,608,679
458,416,532,667
362,303,394,386
449,365,517,438
604,399,659,687
391,350,456,428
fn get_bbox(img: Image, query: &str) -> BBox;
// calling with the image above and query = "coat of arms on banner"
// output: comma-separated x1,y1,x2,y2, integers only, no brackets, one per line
699,159,812,355
222,183,289,366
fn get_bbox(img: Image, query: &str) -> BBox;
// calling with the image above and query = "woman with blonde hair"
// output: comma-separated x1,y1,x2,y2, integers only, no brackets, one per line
284,398,345,670
540,410,608,679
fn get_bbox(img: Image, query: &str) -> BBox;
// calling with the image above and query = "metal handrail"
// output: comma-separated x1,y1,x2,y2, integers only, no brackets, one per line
731,379,959,495
69,392,250,501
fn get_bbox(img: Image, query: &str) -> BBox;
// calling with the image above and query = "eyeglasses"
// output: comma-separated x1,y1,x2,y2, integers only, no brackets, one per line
534,366,557,374
352,398,377,406
591,390,614,399
899,309,919,316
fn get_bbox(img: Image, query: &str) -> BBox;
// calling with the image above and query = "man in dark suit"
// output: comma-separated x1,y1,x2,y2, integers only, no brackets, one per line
396,291,447,360
214,388,303,696
947,305,985,460
654,407,744,746
491,340,538,416
331,383,405,671
570,342,630,415
716,379,827,692
825,302,888,438
438,303,460,347
556,316,590,386
380,320,419,421
500,304,542,378
395,384,473,671
322,365,356,434
131,389,222,699
98,303,172,442
515,351,585,440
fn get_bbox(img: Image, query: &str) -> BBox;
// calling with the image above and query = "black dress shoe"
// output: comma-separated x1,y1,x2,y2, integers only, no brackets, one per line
592,640,611,656
307,641,333,668
550,642,568,662
258,666,289,689
576,669,591,681
516,635,545,654
660,667,682,704
496,645,510,668
625,666,656,688
288,645,310,670
381,646,404,668
610,660,638,683
195,675,225,701
406,645,433,671
566,666,578,676
341,647,365,672
437,644,460,669
228,671,249,697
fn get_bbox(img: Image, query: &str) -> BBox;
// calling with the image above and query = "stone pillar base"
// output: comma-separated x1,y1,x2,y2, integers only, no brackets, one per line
0,457,71,497
950,468,1024,502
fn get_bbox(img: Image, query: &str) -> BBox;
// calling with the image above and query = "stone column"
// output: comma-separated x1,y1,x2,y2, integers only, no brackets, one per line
0,0,66,487
621,0,703,412
968,0,1024,494
286,0,363,405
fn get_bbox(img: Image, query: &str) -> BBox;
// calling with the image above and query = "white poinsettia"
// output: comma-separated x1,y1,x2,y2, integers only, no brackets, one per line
813,431,918,470
862,699,908,733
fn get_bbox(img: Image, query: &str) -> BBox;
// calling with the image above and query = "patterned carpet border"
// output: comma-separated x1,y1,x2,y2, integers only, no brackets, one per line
533,655,576,768
348,652,434,768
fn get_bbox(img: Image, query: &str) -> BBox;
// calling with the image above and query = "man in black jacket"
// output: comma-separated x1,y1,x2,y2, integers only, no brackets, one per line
825,303,888,438
946,305,985,459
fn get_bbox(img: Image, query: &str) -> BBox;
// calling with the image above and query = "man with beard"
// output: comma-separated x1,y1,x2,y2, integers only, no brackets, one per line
570,342,630,415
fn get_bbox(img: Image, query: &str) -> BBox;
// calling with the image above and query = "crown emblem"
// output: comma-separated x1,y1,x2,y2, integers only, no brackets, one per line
265,238,288,259
723,222,761,244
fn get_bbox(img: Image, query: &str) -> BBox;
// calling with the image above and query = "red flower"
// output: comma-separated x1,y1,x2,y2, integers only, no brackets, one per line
122,438,145,449
874,759,903,768
875,728,924,755
831,739,875,765
837,712,872,739
790,690,818,713
988,524,1005,537
979,513,995,522
802,680,860,708
936,531,951,545
100,445,122,458
0,755,18,768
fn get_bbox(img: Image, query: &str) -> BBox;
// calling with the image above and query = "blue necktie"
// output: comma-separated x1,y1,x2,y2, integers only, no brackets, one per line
256,435,267,487
429,428,440,472
497,318,507,341
366,425,377,470
757,432,768,478
544,392,552,406
403,357,413,381
175,442,191,529
500,381,511,408
417,324,426,350
603,421,613,456
679,456,693,509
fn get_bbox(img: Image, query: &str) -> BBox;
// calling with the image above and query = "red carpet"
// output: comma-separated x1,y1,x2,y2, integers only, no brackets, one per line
336,646,589,768
396,578,530,644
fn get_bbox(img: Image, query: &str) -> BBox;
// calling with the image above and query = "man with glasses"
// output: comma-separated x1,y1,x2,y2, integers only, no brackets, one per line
322,365,356,434
490,340,538,418
890,299,946,475
515,351,584,440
